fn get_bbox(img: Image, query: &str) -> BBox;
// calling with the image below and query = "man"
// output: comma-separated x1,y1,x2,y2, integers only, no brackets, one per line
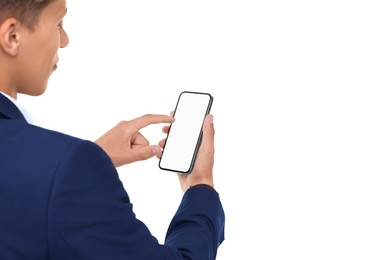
0,0,225,259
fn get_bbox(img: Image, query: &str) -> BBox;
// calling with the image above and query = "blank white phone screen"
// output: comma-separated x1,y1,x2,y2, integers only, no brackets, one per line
159,92,212,173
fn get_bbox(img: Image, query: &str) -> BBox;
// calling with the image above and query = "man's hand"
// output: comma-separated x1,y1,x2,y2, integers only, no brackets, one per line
159,114,215,192
95,114,174,167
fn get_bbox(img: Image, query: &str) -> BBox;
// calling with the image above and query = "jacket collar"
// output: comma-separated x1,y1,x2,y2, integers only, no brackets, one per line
0,93,28,123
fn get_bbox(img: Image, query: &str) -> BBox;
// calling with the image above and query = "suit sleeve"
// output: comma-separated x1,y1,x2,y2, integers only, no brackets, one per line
165,185,225,259
47,140,224,260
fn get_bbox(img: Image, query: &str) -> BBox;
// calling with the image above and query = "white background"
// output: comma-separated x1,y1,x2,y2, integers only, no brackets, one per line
20,0,390,259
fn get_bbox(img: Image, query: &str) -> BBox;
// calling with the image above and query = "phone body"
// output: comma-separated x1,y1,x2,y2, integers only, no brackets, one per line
159,91,213,174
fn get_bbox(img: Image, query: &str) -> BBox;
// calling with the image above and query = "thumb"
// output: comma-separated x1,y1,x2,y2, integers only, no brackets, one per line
201,114,215,151
128,145,162,162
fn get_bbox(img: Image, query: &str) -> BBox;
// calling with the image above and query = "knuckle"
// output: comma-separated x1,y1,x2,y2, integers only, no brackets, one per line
118,120,128,126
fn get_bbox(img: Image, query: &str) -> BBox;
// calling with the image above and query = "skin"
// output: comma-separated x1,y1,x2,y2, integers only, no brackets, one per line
160,113,215,192
0,0,215,192
95,114,175,167
0,0,69,98
177,114,215,192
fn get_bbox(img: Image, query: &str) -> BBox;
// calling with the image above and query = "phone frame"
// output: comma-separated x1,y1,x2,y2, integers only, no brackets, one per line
159,91,213,174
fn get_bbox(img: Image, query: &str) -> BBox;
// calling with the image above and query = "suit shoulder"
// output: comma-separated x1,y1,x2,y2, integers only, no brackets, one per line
0,120,104,163
1,120,80,146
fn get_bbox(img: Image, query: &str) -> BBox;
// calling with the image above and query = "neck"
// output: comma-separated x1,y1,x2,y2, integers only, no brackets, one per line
0,61,17,99
0,88,17,100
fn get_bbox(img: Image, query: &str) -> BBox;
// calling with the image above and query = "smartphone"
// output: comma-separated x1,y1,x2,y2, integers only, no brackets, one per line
159,91,213,174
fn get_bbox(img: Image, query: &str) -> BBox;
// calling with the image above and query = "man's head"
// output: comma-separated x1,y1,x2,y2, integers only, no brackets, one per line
0,0,68,99
0,0,57,31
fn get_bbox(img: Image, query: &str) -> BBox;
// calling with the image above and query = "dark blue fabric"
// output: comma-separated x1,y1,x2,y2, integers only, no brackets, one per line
0,93,26,122
0,94,225,259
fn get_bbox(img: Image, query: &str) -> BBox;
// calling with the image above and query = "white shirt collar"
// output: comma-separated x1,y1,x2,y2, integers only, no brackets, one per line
0,92,34,124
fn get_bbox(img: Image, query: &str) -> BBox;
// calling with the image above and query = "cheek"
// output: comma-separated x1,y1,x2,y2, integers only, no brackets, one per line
21,48,57,95
16,29,60,95
25,34,59,68
37,36,60,75
45,38,60,63
40,30,61,61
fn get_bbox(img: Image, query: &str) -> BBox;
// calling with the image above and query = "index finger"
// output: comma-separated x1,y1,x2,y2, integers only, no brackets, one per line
128,114,175,130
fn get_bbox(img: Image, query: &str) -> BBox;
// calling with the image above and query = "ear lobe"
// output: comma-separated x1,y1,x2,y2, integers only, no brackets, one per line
0,18,22,56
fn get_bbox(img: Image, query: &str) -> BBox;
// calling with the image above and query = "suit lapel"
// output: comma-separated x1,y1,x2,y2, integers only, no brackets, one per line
0,93,28,122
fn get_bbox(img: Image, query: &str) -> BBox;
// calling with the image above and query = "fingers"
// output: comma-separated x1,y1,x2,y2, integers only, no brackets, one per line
117,145,162,166
160,111,174,134
203,114,214,134
128,114,174,131
96,114,174,167
200,114,215,154
161,111,174,134
132,132,149,147
178,114,215,192
158,138,166,148
134,145,162,161
162,125,170,134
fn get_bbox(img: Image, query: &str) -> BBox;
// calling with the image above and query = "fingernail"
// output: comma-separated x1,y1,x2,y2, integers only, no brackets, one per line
152,146,161,155
208,115,214,124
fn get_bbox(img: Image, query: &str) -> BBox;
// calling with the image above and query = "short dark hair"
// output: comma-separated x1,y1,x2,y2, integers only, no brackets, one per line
0,0,56,30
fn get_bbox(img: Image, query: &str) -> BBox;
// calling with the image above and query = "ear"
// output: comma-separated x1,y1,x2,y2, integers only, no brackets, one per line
0,18,22,56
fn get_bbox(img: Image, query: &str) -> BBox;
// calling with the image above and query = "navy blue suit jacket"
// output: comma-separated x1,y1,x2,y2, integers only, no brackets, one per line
0,93,224,259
